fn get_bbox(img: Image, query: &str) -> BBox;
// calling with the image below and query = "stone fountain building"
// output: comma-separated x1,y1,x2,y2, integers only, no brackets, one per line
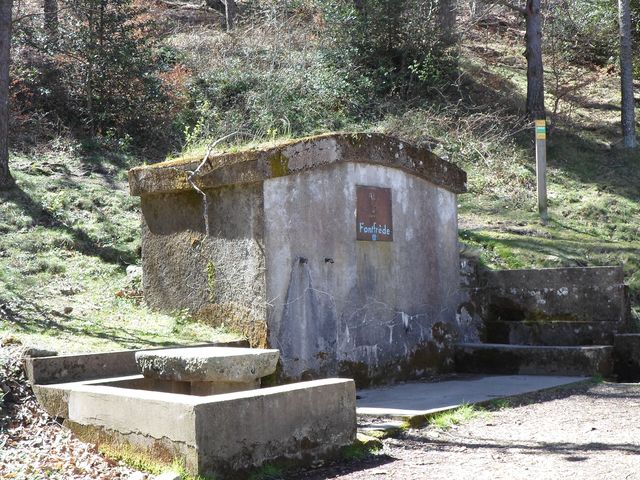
128,133,468,384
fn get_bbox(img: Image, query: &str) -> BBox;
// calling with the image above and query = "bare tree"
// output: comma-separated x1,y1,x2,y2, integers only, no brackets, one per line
44,0,59,45
489,0,546,119
0,0,12,188
618,0,636,148
225,0,237,31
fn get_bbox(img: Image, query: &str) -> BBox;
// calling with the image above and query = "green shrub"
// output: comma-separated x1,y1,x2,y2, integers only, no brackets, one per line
12,0,175,150
318,0,458,100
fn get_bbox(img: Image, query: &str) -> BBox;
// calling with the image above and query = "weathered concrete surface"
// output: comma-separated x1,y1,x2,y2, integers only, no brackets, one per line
35,374,212,419
135,347,279,382
459,265,631,348
139,183,268,333
479,266,630,324
614,333,640,382
265,163,461,384
356,374,587,419
130,134,468,384
64,378,356,479
24,340,248,386
454,343,614,376
194,379,356,477
455,253,485,344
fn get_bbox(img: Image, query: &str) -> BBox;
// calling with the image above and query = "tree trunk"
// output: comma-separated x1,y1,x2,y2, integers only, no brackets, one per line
43,0,59,46
225,0,237,31
0,0,12,188
618,0,637,148
438,0,458,49
524,0,545,120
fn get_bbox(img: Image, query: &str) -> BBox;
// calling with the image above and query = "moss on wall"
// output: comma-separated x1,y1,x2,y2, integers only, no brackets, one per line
194,302,268,348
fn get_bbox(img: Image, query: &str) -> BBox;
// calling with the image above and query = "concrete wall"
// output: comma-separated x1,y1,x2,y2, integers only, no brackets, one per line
140,185,267,342
25,340,249,385
462,265,632,346
195,379,356,477
478,266,630,324
264,163,461,384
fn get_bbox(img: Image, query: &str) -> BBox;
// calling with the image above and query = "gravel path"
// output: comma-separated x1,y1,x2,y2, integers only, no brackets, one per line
298,382,640,480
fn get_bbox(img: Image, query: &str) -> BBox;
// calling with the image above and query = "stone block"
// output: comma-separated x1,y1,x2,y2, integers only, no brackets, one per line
24,340,248,386
614,334,640,382
135,347,279,383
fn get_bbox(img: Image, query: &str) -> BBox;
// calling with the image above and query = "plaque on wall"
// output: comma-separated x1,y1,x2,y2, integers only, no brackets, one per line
356,185,393,242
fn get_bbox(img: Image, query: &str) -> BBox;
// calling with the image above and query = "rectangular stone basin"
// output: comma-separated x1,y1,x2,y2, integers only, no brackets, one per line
29,346,356,478
35,376,356,479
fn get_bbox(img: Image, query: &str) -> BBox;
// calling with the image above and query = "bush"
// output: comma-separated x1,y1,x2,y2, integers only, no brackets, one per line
544,0,618,67
319,0,459,99
12,0,176,150
169,10,364,152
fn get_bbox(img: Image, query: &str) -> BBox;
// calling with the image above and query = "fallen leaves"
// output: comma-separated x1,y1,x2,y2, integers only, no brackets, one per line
0,344,141,479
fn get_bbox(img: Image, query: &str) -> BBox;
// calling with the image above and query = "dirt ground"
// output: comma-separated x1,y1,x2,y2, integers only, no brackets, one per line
298,382,640,480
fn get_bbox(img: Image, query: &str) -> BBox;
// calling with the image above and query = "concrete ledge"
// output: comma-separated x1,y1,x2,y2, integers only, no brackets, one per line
480,266,625,289
483,320,622,346
24,340,248,385
454,343,614,376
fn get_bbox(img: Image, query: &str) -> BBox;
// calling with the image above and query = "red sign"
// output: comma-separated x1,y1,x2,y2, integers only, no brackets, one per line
356,186,393,242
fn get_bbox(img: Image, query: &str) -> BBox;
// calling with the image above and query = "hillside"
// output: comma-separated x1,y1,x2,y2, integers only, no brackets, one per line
0,3,638,353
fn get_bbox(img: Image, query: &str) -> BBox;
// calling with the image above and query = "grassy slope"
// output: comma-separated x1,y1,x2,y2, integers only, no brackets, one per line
377,25,640,318
0,145,238,353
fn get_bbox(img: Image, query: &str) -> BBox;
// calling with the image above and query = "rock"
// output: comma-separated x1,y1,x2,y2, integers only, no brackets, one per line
63,306,73,315
23,348,58,358
60,286,81,296
356,432,383,450
154,472,182,480
127,472,147,480
126,265,143,281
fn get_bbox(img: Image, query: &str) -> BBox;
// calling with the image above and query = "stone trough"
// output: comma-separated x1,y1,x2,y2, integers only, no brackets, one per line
30,344,356,479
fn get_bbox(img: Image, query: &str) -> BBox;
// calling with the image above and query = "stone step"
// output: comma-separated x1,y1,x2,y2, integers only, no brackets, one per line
454,343,613,377
483,320,622,346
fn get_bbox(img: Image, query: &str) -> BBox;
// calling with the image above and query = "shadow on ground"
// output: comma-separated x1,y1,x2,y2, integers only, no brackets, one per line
0,183,136,265
0,292,176,349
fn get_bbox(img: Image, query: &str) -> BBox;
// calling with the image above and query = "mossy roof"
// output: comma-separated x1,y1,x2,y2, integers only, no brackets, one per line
128,132,467,196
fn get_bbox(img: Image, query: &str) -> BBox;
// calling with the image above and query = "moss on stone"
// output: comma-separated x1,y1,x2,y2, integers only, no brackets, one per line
194,302,268,348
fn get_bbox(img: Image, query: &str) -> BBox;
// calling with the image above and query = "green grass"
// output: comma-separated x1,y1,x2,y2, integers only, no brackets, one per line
0,146,240,353
429,404,487,430
100,444,211,480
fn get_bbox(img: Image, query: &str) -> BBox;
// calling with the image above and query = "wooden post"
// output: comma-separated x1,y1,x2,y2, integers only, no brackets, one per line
535,118,548,224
